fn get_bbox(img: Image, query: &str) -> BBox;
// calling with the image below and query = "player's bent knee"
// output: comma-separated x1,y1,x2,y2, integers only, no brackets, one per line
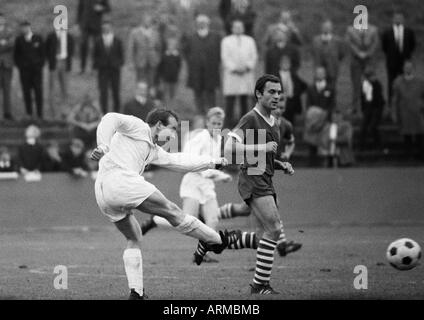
161,201,184,226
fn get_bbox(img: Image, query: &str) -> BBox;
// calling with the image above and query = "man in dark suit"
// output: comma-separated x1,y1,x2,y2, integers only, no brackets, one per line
14,21,45,119
46,25,74,118
182,14,221,114
0,13,14,120
77,0,110,73
312,20,345,90
93,19,124,114
382,12,416,104
121,81,156,121
265,29,300,76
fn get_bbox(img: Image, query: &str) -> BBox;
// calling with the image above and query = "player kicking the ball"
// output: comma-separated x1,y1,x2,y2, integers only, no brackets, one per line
91,110,234,300
193,75,298,294
139,108,251,263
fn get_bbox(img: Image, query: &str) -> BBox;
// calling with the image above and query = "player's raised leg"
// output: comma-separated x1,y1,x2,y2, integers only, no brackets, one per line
136,190,226,250
114,214,146,300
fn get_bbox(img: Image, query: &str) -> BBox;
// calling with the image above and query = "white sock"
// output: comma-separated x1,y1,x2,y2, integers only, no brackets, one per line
153,216,172,228
123,248,143,296
175,214,221,244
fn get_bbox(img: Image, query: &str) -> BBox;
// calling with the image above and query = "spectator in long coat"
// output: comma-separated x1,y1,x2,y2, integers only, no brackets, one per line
392,60,424,159
345,23,379,115
221,20,257,128
312,20,345,89
382,11,416,104
182,14,221,114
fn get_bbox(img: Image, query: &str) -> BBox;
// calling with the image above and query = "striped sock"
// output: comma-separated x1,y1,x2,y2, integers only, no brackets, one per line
253,238,277,285
277,220,287,245
195,241,208,257
219,203,233,220
228,231,258,249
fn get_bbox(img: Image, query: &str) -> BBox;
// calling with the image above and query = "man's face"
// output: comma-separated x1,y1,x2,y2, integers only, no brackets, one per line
156,116,178,146
315,67,326,81
102,23,112,34
20,25,31,35
232,21,244,36
71,144,84,156
393,13,404,26
403,62,413,75
257,81,282,111
135,82,148,98
322,21,332,34
206,115,224,134
280,11,291,24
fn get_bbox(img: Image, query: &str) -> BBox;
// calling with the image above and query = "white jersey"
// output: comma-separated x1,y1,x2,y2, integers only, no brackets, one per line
182,129,227,180
180,129,230,203
96,113,217,177
94,113,222,222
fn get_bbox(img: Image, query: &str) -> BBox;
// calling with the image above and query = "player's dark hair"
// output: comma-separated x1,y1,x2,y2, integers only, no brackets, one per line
145,109,179,127
254,74,281,101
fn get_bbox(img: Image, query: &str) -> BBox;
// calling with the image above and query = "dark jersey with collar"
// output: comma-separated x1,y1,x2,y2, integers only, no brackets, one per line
229,109,280,176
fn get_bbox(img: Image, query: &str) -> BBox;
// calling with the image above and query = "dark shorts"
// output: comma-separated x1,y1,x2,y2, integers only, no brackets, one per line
238,171,276,205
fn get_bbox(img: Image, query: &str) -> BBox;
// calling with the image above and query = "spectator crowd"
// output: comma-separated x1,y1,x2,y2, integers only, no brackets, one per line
0,0,423,176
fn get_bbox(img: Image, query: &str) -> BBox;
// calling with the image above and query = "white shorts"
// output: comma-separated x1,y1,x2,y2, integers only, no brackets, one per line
95,168,157,223
179,172,216,205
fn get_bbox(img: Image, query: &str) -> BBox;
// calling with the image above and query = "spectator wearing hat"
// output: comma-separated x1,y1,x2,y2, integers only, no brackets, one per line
14,21,45,119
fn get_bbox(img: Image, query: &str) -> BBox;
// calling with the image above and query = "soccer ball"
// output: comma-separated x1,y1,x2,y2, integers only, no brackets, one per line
386,238,421,270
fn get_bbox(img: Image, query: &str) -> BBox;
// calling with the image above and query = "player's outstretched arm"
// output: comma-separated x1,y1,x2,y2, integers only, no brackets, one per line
151,146,228,173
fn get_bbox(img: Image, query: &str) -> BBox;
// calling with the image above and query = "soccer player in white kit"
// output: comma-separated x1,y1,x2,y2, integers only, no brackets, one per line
91,110,231,300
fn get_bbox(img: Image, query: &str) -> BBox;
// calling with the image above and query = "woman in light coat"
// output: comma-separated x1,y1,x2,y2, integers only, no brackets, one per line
221,19,258,128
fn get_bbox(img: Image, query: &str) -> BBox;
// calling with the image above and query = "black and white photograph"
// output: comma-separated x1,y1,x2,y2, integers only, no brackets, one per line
0,0,423,312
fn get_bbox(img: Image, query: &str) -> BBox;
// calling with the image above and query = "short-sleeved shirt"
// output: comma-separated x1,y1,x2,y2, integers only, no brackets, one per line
228,107,280,176
276,117,294,158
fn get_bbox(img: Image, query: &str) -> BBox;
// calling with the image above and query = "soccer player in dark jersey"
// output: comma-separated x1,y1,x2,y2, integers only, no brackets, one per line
222,74,297,294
